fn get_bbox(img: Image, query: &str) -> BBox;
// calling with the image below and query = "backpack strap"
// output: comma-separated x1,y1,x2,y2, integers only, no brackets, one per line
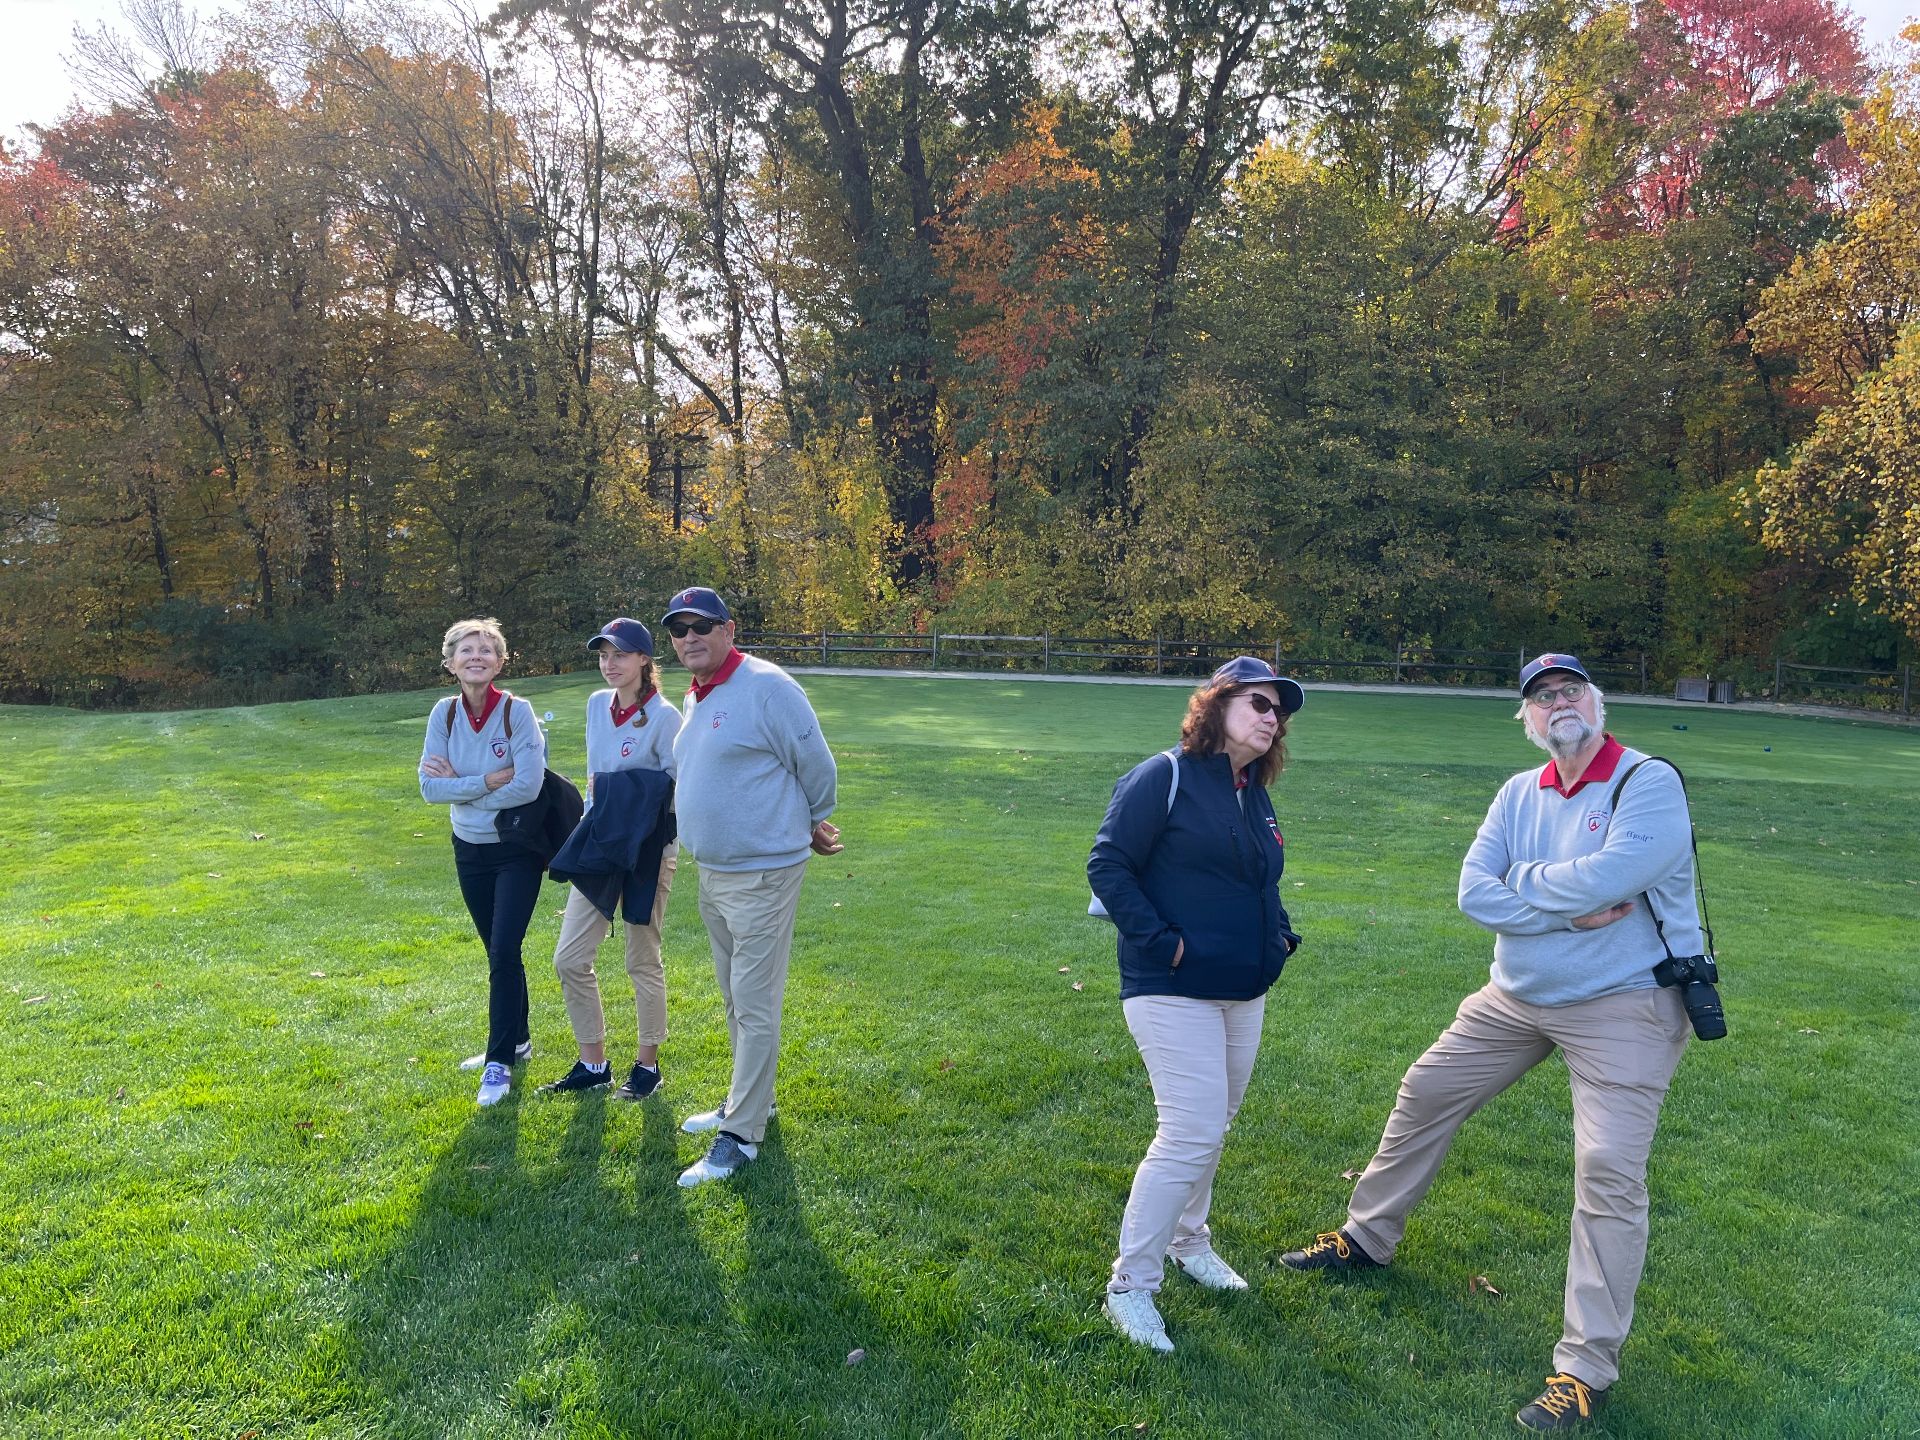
446,689,514,739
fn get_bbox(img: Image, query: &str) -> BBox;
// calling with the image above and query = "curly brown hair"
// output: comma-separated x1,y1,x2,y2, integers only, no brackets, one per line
1179,680,1289,787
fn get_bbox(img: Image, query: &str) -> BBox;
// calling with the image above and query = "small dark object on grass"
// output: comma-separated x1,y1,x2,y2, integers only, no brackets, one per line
1672,724,1687,730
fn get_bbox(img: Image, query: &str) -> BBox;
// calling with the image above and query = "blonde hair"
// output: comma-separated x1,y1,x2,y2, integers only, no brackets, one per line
441,617,508,663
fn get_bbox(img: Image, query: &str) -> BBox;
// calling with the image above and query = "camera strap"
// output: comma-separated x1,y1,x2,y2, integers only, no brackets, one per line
1606,755,1717,970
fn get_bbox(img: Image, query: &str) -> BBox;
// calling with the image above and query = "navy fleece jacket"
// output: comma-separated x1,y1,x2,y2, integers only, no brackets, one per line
1088,748,1300,1002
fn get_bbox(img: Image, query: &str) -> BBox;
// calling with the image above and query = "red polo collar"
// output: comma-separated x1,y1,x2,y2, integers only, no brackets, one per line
461,684,504,732
611,685,656,728
1539,734,1625,798
687,648,744,702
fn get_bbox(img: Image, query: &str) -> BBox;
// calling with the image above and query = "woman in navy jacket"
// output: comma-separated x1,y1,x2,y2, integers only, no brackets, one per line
1089,656,1304,1353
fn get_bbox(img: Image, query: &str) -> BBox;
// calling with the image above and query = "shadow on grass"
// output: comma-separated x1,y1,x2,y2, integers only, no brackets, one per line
338,1095,952,1437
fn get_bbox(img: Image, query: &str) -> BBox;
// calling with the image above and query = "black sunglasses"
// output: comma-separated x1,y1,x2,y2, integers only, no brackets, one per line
1238,692,1284,716
666,617,721,638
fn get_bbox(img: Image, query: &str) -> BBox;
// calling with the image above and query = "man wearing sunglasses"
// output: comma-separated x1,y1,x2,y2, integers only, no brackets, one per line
660,587,842,1188
1278,652,1701,1432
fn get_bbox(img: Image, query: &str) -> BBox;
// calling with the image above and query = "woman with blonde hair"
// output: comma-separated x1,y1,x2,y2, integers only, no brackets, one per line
418,617,546,1107
1088,656,1306,1353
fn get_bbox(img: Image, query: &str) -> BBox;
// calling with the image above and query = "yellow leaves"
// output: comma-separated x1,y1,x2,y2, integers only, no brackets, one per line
1752,320,1920,643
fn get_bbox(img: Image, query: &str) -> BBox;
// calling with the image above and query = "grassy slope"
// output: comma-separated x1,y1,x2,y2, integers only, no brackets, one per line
2,677,1915,1438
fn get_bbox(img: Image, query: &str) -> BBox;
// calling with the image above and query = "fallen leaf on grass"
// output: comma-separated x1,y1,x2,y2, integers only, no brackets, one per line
846,1348,866,1366
309,971,327,978
206,872,223,879
295,1120,314,1130
1341,1168,1363,1181
39,915,52,923
938,1059,954,1071
113,1087,125,1101
414,832,425,838
1799,1027,1819,1035
1469,1275,1502,1298
1071,982,1084,992
249,832,267,841
23,996,47,1005
1058,966,1070,973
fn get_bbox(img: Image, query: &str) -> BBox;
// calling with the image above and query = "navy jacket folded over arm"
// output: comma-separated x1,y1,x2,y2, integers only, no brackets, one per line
548,768,677,923
1087,749,1299,1002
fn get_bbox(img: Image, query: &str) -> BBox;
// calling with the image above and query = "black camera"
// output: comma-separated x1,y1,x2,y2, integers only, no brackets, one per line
1652,954,1727,1041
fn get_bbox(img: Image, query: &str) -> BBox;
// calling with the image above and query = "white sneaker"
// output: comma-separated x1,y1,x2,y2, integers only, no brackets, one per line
680,1101,773,1135
476,1062,512,1107
461,1041,531,1072
1173,1249,1249,1291
677,1133,759,1187
1103,1288,1174,1353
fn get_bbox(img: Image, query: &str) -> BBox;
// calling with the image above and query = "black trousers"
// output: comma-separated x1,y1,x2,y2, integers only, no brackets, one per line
452,837,542,1066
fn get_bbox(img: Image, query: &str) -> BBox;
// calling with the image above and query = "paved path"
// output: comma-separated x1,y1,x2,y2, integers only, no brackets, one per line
780,665,1920,729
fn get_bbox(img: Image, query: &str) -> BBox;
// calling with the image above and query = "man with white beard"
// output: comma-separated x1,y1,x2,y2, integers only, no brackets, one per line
1277,653,1701,1432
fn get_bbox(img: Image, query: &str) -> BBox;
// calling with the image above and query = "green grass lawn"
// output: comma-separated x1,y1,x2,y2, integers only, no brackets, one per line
3,675,1916,1438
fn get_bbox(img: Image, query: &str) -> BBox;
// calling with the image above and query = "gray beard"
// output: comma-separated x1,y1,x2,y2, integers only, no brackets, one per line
1529,709,1597,760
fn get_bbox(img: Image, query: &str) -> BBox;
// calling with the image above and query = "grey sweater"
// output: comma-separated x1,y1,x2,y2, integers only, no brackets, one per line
583,687,683,812
672,654,836,873
1458,743,1703,1006
419,692,546,844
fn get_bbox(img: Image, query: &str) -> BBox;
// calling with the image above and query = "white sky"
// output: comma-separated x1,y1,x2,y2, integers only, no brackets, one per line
2,0,1916,146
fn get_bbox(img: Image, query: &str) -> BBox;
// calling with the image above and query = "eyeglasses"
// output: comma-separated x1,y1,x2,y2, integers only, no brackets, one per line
1238,693,1284,716
1525,680,1589,708
666,617,721,638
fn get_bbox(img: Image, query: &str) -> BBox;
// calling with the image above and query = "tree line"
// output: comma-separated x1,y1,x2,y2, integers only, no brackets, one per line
1,0,1915,706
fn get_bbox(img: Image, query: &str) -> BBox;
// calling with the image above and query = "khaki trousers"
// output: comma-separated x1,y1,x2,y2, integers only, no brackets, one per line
695,860,808,1145
1110,993,1267,1294
551,847,677,1047
1345,981,1691,1389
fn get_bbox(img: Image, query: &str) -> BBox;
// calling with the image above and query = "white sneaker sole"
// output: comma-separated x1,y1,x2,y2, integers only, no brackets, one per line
1102,1296,1174,1353
680,1103,774,1135
1173,1253,1249,1291
677,1159,748,1187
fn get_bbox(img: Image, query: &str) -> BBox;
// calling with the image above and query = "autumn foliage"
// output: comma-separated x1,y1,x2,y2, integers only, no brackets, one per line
0,0,1915,706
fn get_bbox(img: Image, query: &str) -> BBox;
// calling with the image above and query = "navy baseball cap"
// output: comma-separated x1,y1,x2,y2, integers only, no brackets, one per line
661,586,731,625
1519,651,1591,694
1209,656,1305,714
587,617,653,655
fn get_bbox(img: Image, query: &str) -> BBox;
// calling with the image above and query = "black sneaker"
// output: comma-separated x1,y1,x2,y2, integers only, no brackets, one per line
1516,1374,1606,1430
537,1061,613,1095
1279,1228,1383,1272
615,1061,662,1100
